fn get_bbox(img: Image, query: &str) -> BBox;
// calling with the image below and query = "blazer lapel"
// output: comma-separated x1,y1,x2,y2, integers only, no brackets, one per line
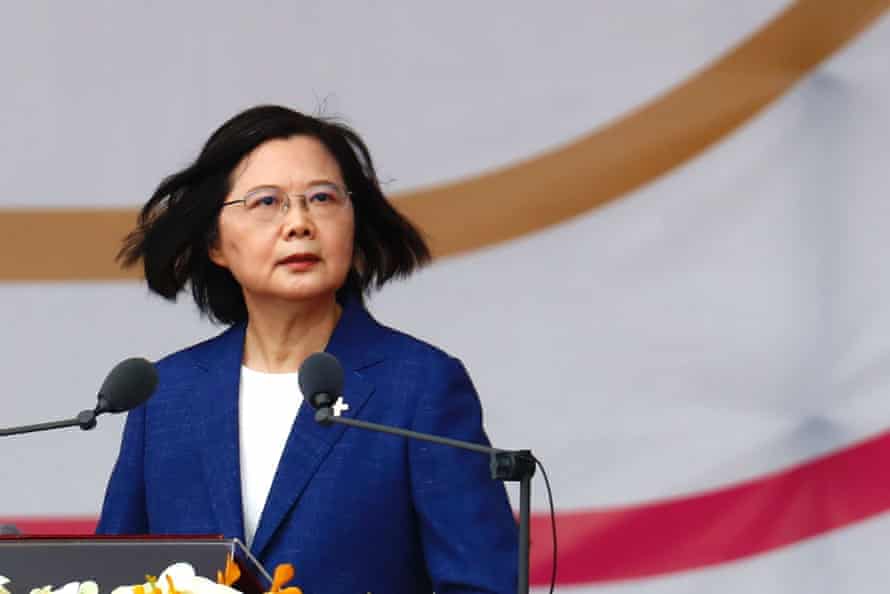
250,299,385,558
188,324,247,542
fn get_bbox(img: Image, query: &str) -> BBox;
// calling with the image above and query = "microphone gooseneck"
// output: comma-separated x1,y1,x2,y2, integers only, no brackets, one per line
0,357,159,438
301,351,537,594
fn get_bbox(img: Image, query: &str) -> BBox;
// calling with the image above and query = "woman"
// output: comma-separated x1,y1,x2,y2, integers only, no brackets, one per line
97,105,518,594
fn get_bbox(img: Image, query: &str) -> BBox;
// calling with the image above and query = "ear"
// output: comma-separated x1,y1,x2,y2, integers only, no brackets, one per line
208,238,228,269
351,248,365,276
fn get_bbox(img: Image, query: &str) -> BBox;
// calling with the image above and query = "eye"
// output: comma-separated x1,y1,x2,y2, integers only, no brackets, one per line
247,192,281,209
308,191,335,204
307,189,343,207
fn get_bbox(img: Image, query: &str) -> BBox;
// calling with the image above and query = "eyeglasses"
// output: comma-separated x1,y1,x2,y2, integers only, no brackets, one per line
220,183,351,224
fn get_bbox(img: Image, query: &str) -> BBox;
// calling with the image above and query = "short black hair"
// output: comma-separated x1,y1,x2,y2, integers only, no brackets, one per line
120,105,430,324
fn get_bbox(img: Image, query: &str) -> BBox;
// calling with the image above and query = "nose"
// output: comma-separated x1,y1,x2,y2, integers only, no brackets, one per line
281,196,315,239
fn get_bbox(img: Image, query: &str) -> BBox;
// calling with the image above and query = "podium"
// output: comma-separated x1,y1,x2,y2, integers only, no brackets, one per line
0,536,271,592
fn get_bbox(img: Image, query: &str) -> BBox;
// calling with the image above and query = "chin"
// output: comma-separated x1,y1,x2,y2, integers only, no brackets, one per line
243,272,347,306
271,283,340,304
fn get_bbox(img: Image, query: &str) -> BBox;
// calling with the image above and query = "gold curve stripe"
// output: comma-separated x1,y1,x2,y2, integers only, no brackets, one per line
0,0,887,281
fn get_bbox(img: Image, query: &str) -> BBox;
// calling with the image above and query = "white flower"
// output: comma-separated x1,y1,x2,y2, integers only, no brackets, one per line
0,576,11,594
52,581,97,594
109,563,195,594
182,576,240,594
110,563,240,594
160,565,240,594
53,583,77,594
159,563,198,593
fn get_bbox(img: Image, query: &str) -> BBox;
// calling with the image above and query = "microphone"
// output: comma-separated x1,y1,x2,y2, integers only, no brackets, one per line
0,357,158,437
298,352,536,594
298,352,343,410
95,357,159,415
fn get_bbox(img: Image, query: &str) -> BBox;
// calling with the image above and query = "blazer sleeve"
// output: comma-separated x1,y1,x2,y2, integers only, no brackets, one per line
95,403,149,535
408,355,518,594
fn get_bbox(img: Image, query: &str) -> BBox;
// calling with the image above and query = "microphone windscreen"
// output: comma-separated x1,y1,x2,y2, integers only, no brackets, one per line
98,357,159,413
299,352,344,408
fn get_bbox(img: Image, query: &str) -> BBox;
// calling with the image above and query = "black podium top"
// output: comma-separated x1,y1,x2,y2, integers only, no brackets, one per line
0,536,270,592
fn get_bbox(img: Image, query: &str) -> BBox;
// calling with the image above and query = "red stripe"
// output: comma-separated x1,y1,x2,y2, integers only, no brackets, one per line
5,430,890,586
529,428,890,585
0,517,97,534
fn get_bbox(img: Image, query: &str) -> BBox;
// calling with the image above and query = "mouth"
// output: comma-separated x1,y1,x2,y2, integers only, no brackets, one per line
278,253,321,269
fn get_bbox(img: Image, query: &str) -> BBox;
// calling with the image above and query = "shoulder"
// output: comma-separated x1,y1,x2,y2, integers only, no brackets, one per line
334,298,464,375
376,320,454,365
363,310,466,375
152,323,244,384
361,313,476,404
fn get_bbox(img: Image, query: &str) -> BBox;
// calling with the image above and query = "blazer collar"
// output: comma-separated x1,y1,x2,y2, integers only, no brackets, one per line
187,298,386,557
185,322,247,543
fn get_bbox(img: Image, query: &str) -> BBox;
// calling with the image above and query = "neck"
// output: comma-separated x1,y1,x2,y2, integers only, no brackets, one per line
242,294,342,373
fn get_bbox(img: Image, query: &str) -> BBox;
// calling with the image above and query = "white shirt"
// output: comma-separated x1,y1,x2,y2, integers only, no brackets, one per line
238,365,303,547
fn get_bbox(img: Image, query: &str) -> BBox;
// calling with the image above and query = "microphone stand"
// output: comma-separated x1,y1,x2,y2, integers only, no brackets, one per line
314,407,536,594
0,409,99,437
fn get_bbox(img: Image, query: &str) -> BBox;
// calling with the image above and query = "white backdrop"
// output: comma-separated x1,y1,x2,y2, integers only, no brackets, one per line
2,2,890,592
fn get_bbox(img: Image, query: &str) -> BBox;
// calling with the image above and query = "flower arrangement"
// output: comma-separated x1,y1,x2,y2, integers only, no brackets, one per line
0,558,302,594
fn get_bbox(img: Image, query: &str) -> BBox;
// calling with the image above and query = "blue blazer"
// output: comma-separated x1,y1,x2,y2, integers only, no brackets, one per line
97,300,518,594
